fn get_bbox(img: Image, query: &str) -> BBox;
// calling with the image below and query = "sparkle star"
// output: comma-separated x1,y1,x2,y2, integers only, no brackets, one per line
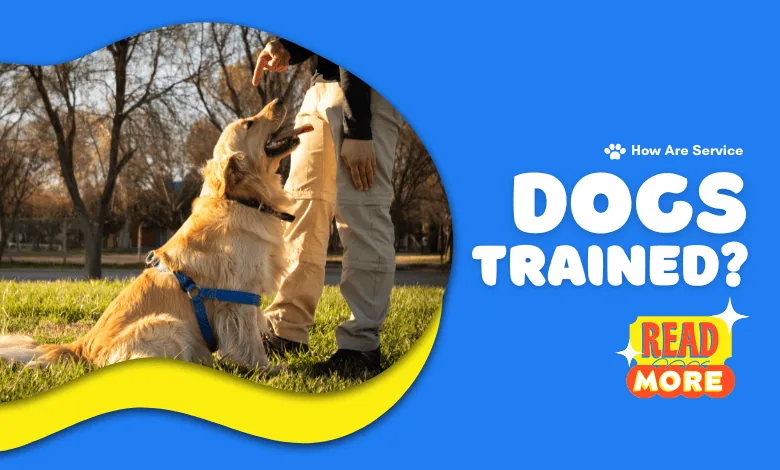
711,298,748,334
616,340,641,367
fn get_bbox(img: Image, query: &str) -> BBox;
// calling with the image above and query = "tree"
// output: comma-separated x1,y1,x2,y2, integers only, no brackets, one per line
0,135,43,262
122,105,201,232
27,28,192,278
184,118,222,167
0,65,45,262
391,121,450,259
185,24,313,132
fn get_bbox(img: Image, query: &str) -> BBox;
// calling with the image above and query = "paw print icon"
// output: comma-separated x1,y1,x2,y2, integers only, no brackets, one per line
604,144,626,160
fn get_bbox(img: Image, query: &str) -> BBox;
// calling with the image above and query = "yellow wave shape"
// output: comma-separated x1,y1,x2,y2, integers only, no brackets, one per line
0,312,439,450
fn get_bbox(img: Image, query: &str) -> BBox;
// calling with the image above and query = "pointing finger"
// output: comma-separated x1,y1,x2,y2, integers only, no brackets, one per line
253,54,269,86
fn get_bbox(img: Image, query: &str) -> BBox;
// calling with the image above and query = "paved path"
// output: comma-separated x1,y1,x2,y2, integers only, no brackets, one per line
0,267,449,287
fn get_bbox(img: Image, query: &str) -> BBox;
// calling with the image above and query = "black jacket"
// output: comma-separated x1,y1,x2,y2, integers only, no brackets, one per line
279,39,372,140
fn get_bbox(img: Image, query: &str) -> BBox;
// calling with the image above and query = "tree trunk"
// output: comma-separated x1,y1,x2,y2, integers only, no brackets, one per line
438,225,444,264
137,222,143,262
0,204,6,264
0,232,6,266
444,227,453,264
82,221,103,279
390,204,404,252
62,219,68,265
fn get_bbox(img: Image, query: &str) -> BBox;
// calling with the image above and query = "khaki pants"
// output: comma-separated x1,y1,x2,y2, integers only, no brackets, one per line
264,82,402,351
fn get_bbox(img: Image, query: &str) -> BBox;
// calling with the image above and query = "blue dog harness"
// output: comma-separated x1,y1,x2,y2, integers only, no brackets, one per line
146,253,261,352
144,197,293,351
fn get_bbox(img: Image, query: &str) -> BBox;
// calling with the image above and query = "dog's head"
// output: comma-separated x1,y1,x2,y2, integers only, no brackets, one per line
202,99,310,205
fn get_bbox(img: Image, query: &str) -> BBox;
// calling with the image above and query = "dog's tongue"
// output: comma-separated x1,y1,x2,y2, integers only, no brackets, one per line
294,124,314,136
272,124,314,142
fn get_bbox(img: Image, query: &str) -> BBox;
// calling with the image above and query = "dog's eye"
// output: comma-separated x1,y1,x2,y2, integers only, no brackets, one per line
244,120,254,130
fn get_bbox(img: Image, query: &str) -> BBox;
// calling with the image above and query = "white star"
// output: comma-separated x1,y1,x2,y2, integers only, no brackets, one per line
616,340,641,367
711,298,748,334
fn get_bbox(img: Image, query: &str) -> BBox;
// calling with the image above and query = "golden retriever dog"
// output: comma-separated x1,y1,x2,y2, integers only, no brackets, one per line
0,99,310,372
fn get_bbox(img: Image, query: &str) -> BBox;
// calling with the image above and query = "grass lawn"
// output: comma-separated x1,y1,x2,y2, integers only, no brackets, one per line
0,280,442,402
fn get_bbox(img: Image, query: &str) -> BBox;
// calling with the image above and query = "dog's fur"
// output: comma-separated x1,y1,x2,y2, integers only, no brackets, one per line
0,99,294,370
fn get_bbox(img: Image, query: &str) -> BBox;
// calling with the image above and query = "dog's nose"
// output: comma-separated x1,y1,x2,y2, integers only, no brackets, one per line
272,98,286,114
257,98,287,122
271,99,287,122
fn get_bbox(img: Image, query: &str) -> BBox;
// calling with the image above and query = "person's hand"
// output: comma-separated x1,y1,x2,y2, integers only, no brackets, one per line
252,40,290,86
340,139,376,191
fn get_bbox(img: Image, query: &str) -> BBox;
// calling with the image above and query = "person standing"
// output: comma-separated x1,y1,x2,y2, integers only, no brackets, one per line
253,38,402,375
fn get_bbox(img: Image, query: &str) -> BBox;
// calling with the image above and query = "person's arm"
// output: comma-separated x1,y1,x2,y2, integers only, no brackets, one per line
278,39,314,66
253,39,313,86
340,68,372,140
339,68,376,191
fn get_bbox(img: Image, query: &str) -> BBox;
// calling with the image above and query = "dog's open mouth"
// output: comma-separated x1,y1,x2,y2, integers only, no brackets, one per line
265,124,314,158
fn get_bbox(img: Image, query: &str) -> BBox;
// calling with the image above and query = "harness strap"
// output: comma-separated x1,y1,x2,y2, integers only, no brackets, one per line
198,288,261,306
171,271,218,352
147,253,261,353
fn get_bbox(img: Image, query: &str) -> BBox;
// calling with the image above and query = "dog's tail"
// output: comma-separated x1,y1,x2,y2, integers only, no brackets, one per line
0,335,81,367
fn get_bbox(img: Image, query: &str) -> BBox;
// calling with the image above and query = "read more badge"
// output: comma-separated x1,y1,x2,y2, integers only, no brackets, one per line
616,299,746,398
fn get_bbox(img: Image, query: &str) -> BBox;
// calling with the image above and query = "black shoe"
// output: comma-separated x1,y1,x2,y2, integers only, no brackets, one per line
262,331,309,355
312,348,383,377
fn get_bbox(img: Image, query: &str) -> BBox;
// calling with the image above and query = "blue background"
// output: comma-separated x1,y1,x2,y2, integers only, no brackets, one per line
1,1,776,467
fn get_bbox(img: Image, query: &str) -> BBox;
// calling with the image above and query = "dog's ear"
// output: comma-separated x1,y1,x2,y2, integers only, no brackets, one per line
203,151,246,198
223,152,246,195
